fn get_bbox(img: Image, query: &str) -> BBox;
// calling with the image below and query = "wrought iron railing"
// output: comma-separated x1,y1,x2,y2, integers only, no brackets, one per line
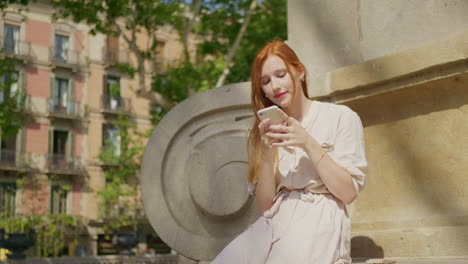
0,39,32,58
49,47,81,68
103,47,130,65
0,150,30,169
0,149,16,166
101,95,131,113
46,153,82,172
48,98,81,117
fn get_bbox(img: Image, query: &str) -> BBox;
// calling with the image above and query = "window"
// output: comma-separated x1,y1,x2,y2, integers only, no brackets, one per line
103,124,121,158
155,41,165,70
3,24,19,54
106,35,119,61
1,71,18,103
52,78,68,112
104,76,121,110
53,130,68,155
50,130,69,169
54,34,69,61
50,184,68,214
0,182,16,216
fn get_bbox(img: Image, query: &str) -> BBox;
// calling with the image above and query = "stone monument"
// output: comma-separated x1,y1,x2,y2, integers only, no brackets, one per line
142,0,468,262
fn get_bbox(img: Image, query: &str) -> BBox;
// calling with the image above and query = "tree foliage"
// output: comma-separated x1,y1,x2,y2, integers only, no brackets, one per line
152,0,287,123
0,59,29,139
98,114,149,234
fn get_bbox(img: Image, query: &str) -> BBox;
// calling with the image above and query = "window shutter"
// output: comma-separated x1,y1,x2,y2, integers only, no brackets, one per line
102,75,107,109
70,129,75,158
102,124,106,148
21,128,26,154
19,69,26,93
48,128,53,154
69,77,75,114
62,79,68,107
18,70,25,106
50,75,55,112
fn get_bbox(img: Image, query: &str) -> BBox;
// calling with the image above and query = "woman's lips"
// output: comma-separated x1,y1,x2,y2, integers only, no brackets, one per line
274,92,287,98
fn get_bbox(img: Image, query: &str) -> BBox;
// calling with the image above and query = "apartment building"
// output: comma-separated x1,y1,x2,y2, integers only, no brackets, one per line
0,2,186,256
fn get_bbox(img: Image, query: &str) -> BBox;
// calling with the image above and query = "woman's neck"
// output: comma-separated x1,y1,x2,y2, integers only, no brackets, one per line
283,95,312,123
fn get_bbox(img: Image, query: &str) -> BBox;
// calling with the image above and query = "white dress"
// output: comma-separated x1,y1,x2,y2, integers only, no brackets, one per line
212,100,368,264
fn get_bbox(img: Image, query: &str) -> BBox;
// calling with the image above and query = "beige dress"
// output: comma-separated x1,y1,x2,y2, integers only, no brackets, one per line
212,100,368,264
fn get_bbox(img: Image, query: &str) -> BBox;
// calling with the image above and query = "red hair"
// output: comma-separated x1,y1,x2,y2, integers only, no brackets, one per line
247,40,309,184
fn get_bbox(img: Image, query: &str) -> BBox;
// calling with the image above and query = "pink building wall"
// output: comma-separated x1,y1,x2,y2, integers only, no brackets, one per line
25,66,50,98
74,74,83,102
25,123,48,154
26,20,51,47
71,183,82,216
73,127,83,157
21,179,49,215
74,31,84,52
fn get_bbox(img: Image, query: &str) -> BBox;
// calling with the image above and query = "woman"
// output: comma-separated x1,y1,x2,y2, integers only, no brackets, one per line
212,40,368,263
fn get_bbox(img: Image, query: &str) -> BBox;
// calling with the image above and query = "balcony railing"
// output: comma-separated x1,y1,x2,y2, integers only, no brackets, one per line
101,95,131,114
49,47,81,69
0,149,30,169
0,39,32,59
103,47,129,65
0,149,16,166
46,153,82,172
48,98,81,118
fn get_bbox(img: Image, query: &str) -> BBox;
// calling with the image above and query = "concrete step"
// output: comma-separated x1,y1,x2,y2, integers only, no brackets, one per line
352,257,468,264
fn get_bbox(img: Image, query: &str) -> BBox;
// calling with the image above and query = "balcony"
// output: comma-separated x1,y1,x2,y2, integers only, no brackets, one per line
46,153,83,175
101,95,131,114
103,47,129,66
48,98,81,120
0,39,33,62
0,149,30,171
49,47,81,72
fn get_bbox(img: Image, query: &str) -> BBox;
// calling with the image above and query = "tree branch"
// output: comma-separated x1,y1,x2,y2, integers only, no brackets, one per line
215,0,258,88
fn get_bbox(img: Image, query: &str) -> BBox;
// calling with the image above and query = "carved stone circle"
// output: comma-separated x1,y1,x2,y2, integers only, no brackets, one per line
141,82,261,261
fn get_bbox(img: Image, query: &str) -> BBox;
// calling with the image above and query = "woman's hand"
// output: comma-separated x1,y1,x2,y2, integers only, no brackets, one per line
265,108,314,149
258,118,277,156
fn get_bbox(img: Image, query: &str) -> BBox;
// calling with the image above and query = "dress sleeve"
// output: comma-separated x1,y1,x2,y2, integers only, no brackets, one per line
247,180,257,197
328,108,368,193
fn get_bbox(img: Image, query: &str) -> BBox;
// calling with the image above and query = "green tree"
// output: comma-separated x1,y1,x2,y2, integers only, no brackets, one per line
152,0,287,123
0,59,29,139
98,114,148,234
0,176,85,258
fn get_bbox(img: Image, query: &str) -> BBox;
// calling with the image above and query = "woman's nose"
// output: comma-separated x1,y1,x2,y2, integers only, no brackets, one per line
271,77,281,91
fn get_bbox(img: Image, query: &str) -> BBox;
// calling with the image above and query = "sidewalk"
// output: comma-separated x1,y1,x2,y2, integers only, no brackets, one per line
352,257,468,264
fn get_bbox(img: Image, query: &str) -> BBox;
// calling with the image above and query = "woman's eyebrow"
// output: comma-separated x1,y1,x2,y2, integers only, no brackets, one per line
261,68,286,79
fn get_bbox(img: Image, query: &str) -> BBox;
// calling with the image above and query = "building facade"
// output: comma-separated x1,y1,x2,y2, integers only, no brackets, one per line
0,1,185,256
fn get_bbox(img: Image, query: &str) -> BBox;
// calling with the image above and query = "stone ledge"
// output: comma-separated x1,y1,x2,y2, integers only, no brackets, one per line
311,29,468,103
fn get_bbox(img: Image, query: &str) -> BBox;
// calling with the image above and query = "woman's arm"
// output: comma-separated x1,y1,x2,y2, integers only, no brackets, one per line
254,153,277,214
267,107,366,205
303,140,357,204
253,118,279,214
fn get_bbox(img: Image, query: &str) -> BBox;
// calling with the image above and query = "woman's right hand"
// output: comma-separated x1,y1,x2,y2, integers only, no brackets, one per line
258,118,275,156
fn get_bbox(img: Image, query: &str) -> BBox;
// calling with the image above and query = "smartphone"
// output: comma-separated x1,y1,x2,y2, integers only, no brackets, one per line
257,105,284,125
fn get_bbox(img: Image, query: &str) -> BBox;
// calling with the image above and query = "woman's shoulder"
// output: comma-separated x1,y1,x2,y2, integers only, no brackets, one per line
315,101,357,118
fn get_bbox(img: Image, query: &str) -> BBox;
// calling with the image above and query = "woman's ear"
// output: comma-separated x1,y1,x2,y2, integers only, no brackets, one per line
299,66,305,81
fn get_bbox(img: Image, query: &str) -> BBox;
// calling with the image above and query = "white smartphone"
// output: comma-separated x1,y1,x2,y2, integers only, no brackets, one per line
257,105,284,125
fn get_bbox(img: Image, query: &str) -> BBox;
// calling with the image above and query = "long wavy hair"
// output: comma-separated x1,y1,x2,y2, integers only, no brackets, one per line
247,40,309,184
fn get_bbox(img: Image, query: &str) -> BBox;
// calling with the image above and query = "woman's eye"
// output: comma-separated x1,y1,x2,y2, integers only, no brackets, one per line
278,72,286,78
262,79,270,85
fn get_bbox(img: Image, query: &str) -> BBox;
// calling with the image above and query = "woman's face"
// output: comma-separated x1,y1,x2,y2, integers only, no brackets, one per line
260,55,303,109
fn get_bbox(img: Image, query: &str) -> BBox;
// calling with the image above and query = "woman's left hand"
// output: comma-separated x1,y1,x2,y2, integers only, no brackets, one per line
266,108,313,149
